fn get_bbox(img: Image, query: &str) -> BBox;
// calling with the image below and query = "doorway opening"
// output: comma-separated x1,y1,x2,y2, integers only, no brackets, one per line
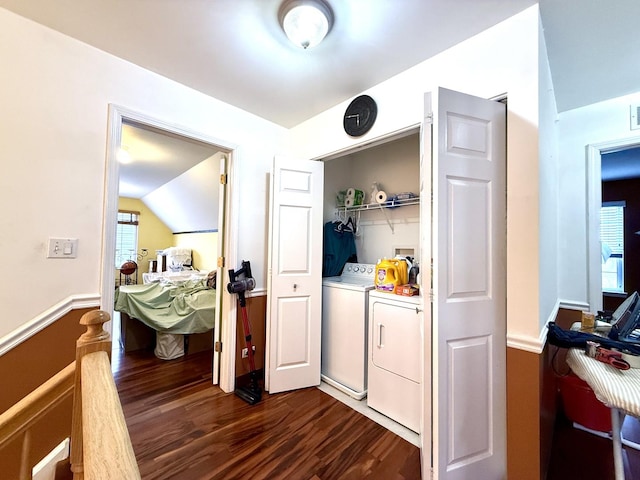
587,136,640,312
102,104,238,391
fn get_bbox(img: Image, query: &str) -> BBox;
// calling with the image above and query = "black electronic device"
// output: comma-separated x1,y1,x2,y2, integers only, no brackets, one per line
608,291,640,344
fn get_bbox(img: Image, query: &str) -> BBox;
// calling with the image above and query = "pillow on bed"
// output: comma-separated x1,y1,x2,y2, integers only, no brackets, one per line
207,270,217,289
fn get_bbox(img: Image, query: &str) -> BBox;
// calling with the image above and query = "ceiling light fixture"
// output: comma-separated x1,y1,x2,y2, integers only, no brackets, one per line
278,0,333,49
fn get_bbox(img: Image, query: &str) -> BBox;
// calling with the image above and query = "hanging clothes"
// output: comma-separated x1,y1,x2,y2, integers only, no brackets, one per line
323,220,357,277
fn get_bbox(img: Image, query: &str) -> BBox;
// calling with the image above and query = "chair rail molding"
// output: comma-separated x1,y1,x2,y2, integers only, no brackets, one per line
0,294,100,356
506,298,589,354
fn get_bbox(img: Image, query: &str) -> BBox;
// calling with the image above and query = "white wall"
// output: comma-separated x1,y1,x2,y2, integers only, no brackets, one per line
323,133,420,265
538,16,561,334
0,8,286,340
290,6,542,345
0,5,550,351
558,92,640,308
143,153,222,233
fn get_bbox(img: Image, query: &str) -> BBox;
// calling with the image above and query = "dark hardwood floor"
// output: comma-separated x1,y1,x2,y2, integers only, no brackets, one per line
547,406,640,480
113,347,421,480
113,338,640,480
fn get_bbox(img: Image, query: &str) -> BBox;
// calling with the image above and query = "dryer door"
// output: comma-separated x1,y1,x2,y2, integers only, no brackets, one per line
370,297,420,383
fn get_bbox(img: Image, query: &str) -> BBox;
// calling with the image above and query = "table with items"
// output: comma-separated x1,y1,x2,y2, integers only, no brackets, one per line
567,344,640,479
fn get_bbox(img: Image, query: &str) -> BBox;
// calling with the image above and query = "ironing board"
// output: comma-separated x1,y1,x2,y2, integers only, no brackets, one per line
566,347,640,479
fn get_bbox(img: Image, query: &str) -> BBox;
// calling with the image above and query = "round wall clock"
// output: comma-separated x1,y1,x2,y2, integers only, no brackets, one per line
343,95,377,137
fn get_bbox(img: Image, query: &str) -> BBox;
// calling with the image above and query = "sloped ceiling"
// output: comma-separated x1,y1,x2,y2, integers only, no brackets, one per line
3,1,639,219
119,123,222,233
0,0,537,128
142,155,222,233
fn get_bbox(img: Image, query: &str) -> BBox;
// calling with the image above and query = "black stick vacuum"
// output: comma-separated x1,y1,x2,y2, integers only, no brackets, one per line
227,260,261,405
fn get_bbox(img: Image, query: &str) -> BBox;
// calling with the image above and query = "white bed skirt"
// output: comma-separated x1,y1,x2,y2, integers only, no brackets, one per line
154,332,184,360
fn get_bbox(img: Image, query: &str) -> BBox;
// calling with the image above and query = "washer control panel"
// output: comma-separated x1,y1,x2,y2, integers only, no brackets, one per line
342,263,376,281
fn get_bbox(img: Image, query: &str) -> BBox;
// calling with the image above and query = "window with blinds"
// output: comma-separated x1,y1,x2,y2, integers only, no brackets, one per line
601,202,625,293
115,210,139,267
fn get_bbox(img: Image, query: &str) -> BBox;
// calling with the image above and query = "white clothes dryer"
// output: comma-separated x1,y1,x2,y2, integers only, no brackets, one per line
367,289,422,433
321,263,376,399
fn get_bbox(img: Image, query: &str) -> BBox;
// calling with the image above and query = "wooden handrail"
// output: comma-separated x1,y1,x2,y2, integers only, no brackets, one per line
0,361,75,480
0,310,141,480
0,362,74,450
81,351,140,479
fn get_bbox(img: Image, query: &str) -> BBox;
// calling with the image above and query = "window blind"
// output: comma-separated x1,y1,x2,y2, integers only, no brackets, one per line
115,211,139,266
600,204,624,256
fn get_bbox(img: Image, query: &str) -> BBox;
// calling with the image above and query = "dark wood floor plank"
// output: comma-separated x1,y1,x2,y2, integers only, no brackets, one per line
114,348,421,480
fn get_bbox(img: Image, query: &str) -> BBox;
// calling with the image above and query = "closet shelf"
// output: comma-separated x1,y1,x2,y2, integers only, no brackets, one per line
337,196,419,233
338,196,420,213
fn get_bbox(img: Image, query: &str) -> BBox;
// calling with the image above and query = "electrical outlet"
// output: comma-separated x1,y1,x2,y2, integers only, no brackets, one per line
241,346,256,358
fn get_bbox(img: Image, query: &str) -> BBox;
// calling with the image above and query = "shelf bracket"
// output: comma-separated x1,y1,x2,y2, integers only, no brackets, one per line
378,203,395,233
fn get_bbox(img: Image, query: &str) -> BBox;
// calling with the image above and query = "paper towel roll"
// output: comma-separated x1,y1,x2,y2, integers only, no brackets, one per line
375,190,388,204
346,187,356,198
345,197,354,207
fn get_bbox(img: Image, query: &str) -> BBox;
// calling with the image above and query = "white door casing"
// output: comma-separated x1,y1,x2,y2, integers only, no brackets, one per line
423,88,507,479
103,104,238,390
266,157,324,393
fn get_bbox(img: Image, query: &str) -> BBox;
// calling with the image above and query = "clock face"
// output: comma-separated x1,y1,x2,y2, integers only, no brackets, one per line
343,95,377,137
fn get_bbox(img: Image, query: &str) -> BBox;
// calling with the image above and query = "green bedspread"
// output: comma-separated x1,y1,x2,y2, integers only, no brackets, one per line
114,279,216,334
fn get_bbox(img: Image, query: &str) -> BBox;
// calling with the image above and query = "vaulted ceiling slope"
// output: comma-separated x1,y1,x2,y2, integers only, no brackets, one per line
539,0,640,113
0,0,536,128
3,1,639,189
1,1,637,127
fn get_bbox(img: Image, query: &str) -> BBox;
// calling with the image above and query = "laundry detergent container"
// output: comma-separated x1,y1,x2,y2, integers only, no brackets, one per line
559,372,611,432
375,259,404,292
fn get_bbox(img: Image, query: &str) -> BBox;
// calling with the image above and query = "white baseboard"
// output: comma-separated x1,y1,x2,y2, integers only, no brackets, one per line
32,438,70,480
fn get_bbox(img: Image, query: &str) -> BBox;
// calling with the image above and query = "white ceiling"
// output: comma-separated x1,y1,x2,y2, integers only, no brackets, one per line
119,123,220,198
0,0,538,128
2,0,639,187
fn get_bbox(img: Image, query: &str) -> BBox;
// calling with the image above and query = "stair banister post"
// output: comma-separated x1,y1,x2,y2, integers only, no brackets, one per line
70,310,112,480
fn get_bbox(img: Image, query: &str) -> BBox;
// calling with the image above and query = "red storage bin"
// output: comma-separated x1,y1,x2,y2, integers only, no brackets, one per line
559,373,612,432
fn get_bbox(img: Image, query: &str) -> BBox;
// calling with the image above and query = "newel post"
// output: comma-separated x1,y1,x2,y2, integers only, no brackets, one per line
70,310,112,480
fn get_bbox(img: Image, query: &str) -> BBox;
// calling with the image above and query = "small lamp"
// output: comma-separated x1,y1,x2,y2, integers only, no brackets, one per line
279,0,333,49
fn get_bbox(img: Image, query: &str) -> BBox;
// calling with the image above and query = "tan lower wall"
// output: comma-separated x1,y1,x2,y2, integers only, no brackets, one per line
3,302,582,478
235,294,267,378
0,307,96,477
507,346,542,479
506,308,582,480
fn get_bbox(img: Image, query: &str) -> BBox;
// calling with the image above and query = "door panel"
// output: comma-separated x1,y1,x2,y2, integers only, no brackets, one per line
447,178,490,298
425,87,506,480
275,296,311,367
266,157,324,394
447,335,491,466
277,205,311,272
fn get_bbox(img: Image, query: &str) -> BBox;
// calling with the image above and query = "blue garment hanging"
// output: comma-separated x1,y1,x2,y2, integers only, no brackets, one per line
322,221,357,277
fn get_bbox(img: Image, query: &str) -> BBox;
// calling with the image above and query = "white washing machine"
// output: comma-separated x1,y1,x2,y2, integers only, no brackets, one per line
321,262,376,399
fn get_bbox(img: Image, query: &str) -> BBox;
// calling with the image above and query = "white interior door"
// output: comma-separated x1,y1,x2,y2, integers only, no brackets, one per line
212,154,226,385
423,88,506,479
266,157,324,394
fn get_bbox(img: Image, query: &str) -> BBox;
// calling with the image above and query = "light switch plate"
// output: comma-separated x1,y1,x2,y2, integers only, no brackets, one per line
631,104,640,130
47,238,78,258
